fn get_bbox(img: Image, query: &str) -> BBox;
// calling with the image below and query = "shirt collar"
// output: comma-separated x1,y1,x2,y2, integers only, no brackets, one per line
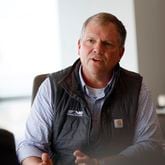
79,65,115,98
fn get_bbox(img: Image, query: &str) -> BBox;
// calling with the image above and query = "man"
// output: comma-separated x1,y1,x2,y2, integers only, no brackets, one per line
17,12,164,165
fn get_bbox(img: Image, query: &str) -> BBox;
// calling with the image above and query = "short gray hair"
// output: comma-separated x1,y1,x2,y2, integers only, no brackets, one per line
80,12,127,47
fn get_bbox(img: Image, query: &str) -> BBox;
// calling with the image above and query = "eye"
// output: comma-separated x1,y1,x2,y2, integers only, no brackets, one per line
87,38,95,44
103,41,112,47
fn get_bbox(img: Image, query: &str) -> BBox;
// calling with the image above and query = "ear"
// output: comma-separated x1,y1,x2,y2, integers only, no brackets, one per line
77,39,81,55
119,47,125,60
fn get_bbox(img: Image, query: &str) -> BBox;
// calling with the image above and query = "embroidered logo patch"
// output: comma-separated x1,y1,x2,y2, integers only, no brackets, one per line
114,119,123,128
67,110,83,117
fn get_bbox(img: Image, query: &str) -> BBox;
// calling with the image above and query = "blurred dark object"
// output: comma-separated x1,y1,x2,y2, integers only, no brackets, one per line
0,129,19,165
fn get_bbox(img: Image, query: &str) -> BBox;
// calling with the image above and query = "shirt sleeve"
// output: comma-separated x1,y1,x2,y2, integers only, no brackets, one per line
119,80,163,157
101,80,164,165
16,77,54,162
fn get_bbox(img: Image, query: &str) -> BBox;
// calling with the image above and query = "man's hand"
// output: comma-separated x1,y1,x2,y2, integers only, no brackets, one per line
73,150,99,165
22,153,53,165
40,153,53,165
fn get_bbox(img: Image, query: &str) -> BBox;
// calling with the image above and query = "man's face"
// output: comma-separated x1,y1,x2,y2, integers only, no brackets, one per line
78,21,124,78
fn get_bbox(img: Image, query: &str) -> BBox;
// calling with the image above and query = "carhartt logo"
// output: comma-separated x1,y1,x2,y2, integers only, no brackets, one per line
114,119,123,128
67,110,83,117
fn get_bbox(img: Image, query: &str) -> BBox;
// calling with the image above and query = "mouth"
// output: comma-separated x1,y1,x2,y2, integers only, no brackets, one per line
92,57,102,62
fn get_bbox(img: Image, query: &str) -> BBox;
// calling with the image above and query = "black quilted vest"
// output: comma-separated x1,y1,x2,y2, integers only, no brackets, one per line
48,60,142,165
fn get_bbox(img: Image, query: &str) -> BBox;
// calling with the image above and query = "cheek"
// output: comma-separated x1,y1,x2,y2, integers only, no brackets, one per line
79,46,90,57
105,52,121,64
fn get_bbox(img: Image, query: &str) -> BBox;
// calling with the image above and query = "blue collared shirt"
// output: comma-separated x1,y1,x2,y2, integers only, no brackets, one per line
79,66,114,141
79,66,113,119
17,67,163,162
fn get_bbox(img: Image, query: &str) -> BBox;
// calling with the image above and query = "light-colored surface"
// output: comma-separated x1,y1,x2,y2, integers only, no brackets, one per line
158,95,165,107
0,0,61,97
135,0,165,104
0,99,30,144
157,108,165,115
58,0,138,72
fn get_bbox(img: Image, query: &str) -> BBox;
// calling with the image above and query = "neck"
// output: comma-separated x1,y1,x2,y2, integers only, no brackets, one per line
82,71,113,88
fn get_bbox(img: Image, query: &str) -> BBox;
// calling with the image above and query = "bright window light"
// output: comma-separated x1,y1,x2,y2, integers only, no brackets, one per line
0,0,61,98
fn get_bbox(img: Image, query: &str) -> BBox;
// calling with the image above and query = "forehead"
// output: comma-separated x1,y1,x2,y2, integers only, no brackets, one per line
83,21,120,40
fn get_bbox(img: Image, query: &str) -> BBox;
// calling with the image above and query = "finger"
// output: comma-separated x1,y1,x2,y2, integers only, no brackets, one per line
73,150,86,157
74,150,89,164
41,153,53,165
42,153,49,162
76,158,87,164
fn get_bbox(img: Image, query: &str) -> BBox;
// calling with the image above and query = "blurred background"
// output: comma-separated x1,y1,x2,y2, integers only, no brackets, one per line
0,0,165,144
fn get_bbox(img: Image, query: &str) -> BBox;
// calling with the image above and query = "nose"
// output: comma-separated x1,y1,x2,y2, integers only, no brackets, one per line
93,42,103,54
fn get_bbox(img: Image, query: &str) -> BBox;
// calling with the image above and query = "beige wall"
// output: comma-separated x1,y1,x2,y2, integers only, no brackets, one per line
134,0,165,104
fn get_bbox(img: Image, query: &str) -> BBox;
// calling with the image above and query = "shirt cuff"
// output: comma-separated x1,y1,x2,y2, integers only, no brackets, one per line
17,145,43,163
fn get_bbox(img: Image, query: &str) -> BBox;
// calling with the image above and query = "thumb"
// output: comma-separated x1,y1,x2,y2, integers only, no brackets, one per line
73,150,85,157
41,153,52,164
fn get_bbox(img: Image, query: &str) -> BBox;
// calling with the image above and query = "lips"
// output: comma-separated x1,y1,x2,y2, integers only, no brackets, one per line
92,57,102,62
